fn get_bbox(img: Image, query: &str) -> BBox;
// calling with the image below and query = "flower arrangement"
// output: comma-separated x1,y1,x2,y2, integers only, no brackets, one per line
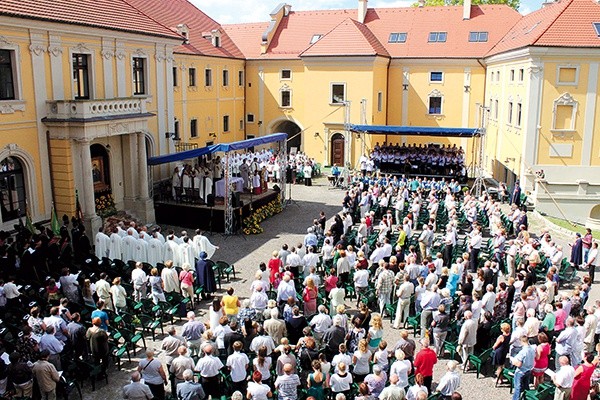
243,195,283,235
95,193,117,218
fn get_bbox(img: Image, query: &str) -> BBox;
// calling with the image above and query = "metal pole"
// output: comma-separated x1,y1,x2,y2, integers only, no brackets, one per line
224,153,233,234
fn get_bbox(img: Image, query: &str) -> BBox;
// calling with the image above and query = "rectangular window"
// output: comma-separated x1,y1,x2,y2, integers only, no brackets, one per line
468,31,488,42
238,70,244,86
377,91,383,112
516,103,522,127
519,69,524,82
174,120,180,139
428,96,442,114
173,67,178,87
190,119,198,138
281,90,291,107
428,32,447,43
430,71,443,82
310,34,322,44
0,50,15,100
388,32,407,43
132,57,146,95
593,22,600,37
557,67,578,85
222,69,229,86
247,113,255,123
497,71,501,81
188,68,196,87
280,69,292,80
554,105,574,130
205,68,212,87
72,53,90,99
494,99,499,119
508,101,513,124
223,115,230,132
331,83,346,104
510,69,515,82
206,141,214,147
239,119,244,131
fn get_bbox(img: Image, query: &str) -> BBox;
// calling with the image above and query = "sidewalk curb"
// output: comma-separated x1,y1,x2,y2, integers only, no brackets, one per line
532,210,577,238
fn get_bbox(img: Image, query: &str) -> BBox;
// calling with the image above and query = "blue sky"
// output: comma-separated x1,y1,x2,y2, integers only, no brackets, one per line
191,0,542,25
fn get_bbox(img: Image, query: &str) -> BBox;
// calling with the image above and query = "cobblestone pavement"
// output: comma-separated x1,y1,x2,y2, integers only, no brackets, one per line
85,177,598,400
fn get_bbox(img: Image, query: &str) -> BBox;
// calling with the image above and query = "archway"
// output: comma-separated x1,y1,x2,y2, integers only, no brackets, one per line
0,157,26,222
330,133,345,166
90,144,112,214
272,120,302,153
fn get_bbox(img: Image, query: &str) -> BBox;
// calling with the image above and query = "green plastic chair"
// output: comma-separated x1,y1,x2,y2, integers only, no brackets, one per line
464,348,493,378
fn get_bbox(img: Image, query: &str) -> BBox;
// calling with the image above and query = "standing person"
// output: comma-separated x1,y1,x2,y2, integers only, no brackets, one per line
161,261,180,294
32,350,60,400
492,323,511,378
110,277,127,315
86,317,110,377
274,363,301,400
226,341,249,394
586,242,599,283
431,304,450,357
570,233,583,270
571,353,598,400
148,268,166,305
195,252,217,299
552,356,575,400
303,163,313,186
222,287,241,322
583,228,593,265
532,332,551,388
123,371,154,400
511,181,521,207
131,262,148,302
509,336,535,400
194,345,224,399
179,263,195,309
413,338,437,393
306,359,326,400
457,311,477,369
435,361,461,398
176,369,205,400
303,278,318,316
375,263,395,316
138,350,167,400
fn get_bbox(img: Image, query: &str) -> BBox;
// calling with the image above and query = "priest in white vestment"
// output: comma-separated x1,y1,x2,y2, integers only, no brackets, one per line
154,228,165,244
161,260,180,294
108,228,123,260
163,235,180,266
117,222,127,238
95,228,110,259
122,231,137,262
147,233,163,266
127,222,139,239
133,235,148,263
192,229,218,260
179,237,195,267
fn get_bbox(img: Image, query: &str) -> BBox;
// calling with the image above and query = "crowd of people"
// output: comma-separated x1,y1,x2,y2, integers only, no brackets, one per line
363,143,467,178
0,159,598,400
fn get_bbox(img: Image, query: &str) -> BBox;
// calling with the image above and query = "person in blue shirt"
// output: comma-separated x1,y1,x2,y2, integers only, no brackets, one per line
90,300,110,331
331,164,340,178
510,335,535,400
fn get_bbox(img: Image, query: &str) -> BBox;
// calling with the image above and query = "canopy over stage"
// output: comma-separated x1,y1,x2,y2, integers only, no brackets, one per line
348,124,481,137
147,133,288,166
148,133,288,234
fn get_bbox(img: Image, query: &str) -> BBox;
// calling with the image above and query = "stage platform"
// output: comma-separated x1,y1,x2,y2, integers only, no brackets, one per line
155,189,279,233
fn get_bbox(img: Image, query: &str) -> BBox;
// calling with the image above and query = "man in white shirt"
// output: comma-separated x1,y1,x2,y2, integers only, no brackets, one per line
583,306,598,353
131,262,148,301
226,341,249,393
552,356,575,400
310,306,332,344
469,228,482,272
249,285,268,311
482,284,496,315
303,267,321,287
194,345,224,399
393,274,414,329
586,242,599,283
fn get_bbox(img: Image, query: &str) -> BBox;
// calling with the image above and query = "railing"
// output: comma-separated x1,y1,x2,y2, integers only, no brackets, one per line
175,142,199,152
46,97,147,120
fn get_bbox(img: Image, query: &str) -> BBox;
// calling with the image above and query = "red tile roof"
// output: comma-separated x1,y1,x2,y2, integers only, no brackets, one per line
125,0,244,58
225,5,520,59
300,18,390,57
0,0,181,40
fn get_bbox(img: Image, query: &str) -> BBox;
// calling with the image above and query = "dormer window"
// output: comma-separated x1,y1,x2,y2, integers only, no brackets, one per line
202,29,222,48
594,22,600,37
176,24,190,44
310,34,322,44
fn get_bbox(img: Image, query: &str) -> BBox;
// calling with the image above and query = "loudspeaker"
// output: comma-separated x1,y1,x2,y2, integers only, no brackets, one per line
206,194,215,208
273,184,281,193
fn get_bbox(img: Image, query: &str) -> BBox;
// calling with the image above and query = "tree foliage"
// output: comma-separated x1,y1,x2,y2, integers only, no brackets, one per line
412,0,520,10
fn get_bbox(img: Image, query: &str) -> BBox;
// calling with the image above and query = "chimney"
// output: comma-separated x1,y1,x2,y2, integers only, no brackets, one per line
358,0,368,24
463,0,471,20
418,0,425,7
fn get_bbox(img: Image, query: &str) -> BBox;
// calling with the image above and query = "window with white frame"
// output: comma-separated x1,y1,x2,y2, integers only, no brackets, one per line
72,53,91,99
510,69,515,82
593,22,600,37
188,68,196,87
280,69,292,80
430,71,443,83
428,32,447,42
518,68,524,82
0,50,16,100
557,66,579,85
205,68,212,87
388,32,407,43
280,88,291,108
310,34,322,44
468,31,488,42
223,115,230,132
428,90,443,115
552,93,578,131
222,69,229,86
132,57,146,95
331,83,346,104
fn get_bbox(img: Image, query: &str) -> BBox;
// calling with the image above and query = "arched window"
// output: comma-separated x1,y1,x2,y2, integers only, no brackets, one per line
0,157,26,222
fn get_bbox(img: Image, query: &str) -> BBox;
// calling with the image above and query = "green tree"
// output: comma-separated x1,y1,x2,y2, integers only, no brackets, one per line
412,0,520,10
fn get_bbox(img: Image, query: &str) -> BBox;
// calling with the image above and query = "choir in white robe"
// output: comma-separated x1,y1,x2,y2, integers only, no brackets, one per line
95,231,110,259
147,237,163,266
163,238,180,266
133,238,148,263
122,234,137,262
127,227,140,239
192,234,218,260
161,267,180,293
109,232,123,260
155,231,165,244
117,226,127,238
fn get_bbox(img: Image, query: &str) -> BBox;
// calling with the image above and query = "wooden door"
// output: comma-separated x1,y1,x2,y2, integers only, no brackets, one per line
331,135,345,166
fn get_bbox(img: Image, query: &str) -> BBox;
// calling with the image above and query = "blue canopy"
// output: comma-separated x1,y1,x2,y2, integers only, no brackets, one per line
148,133,288,166
349,124,480,137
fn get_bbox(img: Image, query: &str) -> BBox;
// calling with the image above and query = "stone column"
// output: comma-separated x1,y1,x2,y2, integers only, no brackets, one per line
79,140,101,234
136,132,155,223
